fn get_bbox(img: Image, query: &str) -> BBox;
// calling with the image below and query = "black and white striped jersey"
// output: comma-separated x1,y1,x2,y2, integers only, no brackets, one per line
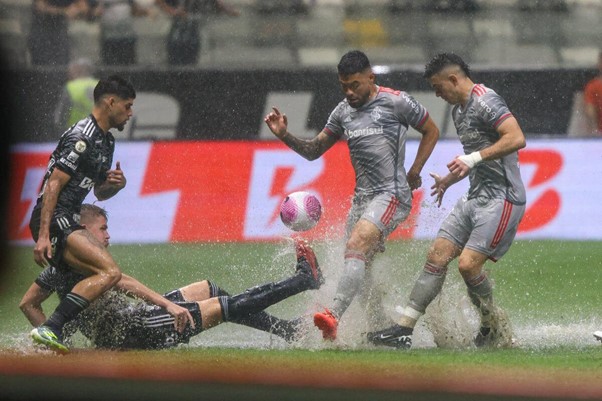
35,115,115,216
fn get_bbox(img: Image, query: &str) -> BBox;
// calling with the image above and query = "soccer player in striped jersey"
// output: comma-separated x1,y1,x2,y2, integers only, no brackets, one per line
21,204,321,350
264,50,440,341
28,76,139,353
367,52,527,349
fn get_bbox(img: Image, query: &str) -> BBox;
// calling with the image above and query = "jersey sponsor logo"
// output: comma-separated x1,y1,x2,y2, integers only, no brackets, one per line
67,151,79,163
477,98,497,119
59,157,77,171
345,125,384,139
402,93,419,112
79,177,95,190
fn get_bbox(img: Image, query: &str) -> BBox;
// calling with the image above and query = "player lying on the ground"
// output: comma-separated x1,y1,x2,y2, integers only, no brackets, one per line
20,204,321,351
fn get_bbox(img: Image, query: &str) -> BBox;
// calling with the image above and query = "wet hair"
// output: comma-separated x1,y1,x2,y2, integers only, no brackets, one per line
423,53,471,79
93,75,136,103
337,50,371,76
80,203,108,223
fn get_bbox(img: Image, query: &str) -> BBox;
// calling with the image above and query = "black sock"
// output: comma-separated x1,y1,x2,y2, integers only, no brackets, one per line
231,311,301,341
44,292,90,337
219,274,310,322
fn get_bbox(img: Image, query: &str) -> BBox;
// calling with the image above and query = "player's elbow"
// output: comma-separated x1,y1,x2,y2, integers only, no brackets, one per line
515,135,527,150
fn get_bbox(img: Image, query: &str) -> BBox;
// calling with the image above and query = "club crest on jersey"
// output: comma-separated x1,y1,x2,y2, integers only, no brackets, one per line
371,106,382,122
75,140,87,153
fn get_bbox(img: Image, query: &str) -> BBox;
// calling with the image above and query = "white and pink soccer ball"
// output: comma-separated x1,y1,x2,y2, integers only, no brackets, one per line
280,191,322,232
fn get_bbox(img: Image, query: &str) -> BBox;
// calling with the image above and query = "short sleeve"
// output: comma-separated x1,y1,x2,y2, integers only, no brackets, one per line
55,132,91,176
323,102,346,139
478,91,513,129
394,91,429,129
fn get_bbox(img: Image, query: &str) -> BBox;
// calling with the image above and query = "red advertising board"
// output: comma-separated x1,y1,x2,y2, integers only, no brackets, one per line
8,140,602,243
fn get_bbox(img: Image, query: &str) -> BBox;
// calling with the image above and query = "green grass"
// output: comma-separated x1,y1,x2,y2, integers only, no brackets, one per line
1,240,601,372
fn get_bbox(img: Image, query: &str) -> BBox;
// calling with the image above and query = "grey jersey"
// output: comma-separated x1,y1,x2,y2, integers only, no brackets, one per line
452,84,526,205
324,86,429,206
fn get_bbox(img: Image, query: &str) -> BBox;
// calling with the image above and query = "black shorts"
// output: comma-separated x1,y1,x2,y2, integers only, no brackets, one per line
29,206,84,269
95,290,204,350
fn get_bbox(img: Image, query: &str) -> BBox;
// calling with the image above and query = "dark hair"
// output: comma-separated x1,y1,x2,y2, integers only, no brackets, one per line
423,53,471,79
93,75,136,103
80,203,108,222
337,50,371,76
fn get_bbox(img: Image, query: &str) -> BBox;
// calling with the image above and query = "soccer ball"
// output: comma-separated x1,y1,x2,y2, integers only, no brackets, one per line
280,191,322,232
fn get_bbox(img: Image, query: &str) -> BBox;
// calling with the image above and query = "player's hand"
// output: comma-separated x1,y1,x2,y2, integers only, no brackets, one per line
264,107,288,139
33,236,52,268
407,169,422,191
166,302,195,333
429,172,447,207
447,156,471,178
105,161,127,190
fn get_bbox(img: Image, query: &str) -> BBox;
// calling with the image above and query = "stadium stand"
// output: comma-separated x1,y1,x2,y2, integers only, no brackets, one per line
0,0,600,69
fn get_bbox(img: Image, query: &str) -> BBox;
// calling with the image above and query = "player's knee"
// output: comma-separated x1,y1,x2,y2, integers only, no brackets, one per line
346,233,376,255
457,258,481,279
427,245,454,267
105,265,122,286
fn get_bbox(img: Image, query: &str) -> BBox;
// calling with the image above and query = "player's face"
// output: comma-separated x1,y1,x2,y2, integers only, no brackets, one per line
429,72,461,105
108,96,134,132
82,215,110,248
339,70,375,108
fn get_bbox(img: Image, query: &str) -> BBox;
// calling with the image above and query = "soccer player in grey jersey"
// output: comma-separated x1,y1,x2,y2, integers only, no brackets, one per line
28,76,142,354
368,53,527,349
264,50,440,341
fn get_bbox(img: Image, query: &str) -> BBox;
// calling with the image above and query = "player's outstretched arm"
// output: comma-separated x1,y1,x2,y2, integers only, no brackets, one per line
264,107,336,160
95,161,127,201
407,116,440,190
115,274,195,332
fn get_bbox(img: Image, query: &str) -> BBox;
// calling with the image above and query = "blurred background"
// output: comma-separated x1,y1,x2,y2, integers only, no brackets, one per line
1,0,601,143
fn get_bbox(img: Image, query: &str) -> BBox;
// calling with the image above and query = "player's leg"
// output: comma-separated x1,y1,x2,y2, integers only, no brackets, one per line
313,220,376,341
467,199,524,347
367,237,461,349
358,258,389,331
176,280,212,301
315,194,410,340
170,280,301,341
206,280,303,342
31,223,121,353
218,240,322,323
